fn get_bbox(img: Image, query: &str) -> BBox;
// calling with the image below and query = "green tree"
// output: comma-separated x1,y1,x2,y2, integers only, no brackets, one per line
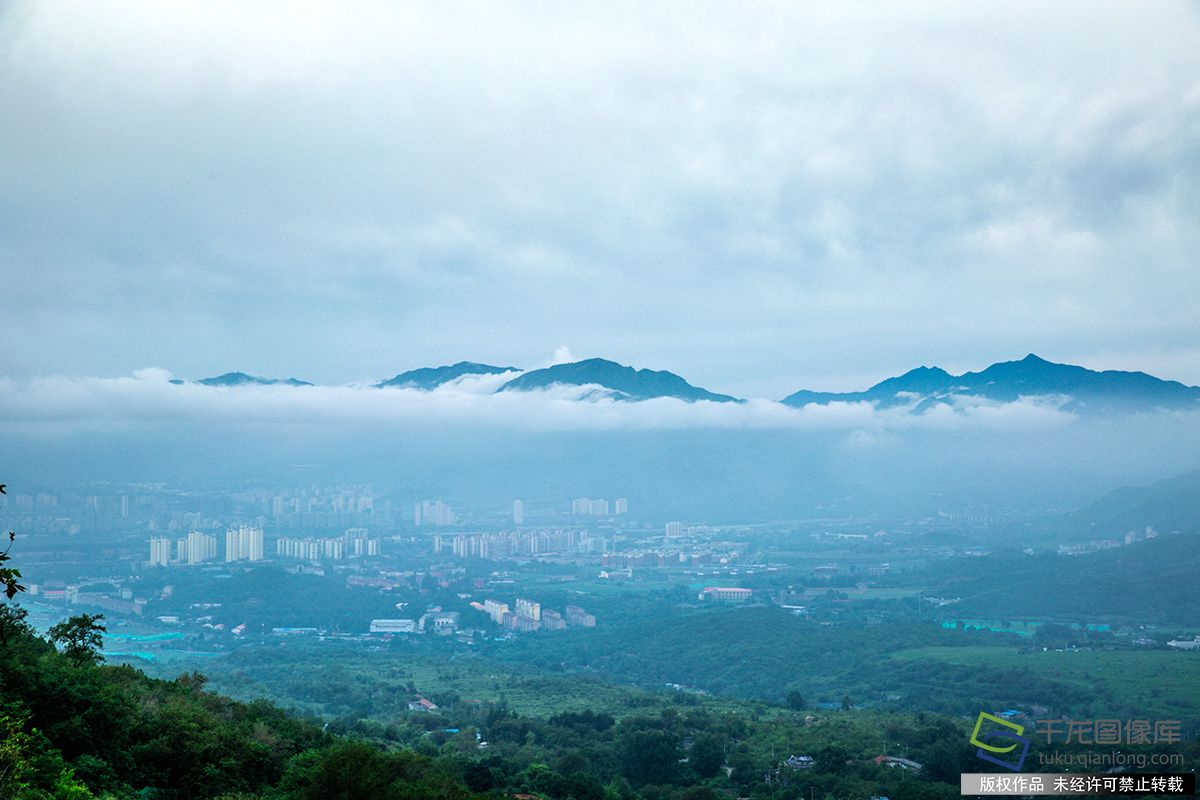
48,614,106,665
0,713,35,798
0,713,94,799
462,761,495,792
921,739,974,784
0,602,32,646
689,732,724,779
726,745,757,788
50,767,95,800
620,728,679,785
815,743,852,776
277,742,397,800
602,777,638,800
563,772,604,800
786,689,806,711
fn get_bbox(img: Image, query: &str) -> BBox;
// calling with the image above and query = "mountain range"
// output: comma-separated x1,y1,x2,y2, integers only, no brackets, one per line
496,358,741,403
174,372,314,387
780,354,1200,412
180,354,1200,411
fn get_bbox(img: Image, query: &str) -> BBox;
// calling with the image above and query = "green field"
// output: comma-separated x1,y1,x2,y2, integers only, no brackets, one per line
396,658,742,718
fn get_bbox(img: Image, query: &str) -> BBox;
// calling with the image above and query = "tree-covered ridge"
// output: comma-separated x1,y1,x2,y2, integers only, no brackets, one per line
927,534,1200,624
0,610,950,800
0,616,479,799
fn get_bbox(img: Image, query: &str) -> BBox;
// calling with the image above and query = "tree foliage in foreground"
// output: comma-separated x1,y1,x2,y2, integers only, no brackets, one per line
48,614,106,666
1,484,28,600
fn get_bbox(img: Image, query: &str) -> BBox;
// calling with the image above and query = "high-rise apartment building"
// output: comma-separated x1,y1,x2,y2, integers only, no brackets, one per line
515,597,541,621
483,599,510,625
276,536,345,561
176,531,218,565
225,525,264,562
149,537,171,567
573,497,614,516
414,499,456,526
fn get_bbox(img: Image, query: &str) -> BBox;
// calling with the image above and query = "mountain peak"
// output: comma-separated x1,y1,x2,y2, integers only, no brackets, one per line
376,361,519,390
498,358,741,403
898,365,951,378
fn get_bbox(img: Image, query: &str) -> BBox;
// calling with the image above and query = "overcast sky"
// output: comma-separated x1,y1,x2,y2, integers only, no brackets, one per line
1,1,1198,399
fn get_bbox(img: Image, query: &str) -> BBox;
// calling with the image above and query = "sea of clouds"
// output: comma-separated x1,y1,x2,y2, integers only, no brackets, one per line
0,367,1080,434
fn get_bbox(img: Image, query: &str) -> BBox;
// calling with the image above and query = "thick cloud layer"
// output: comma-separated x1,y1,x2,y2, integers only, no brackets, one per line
0,368,1079,433
2,368,1198,519
1,2,1198,397
1,366,1196,518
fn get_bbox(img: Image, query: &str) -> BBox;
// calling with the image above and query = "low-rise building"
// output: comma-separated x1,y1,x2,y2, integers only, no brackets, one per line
1167,636,1200,651
698,586,752,603
873,755,923,772
515,597,541,621
407,697,438,712
370,618,416,634
418,611,460,634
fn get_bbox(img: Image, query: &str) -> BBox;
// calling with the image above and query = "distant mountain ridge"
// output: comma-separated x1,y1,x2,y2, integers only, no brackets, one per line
1074,470,1200,537
498,358,741,403
174,354,1199,411
376,361,518,389
781,365,954,407
941,531,1200,625
190,372,313,387
781,354,1200,412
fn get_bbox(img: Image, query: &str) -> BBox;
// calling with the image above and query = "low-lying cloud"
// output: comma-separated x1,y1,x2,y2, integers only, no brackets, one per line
0,368,1080,434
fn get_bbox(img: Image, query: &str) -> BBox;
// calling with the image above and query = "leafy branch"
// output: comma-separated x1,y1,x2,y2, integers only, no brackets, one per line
0,484,25,600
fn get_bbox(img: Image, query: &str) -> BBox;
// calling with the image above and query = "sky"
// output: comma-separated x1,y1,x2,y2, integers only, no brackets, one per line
1,1,1198,400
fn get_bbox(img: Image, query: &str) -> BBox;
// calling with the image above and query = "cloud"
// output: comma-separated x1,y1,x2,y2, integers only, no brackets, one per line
0,368,1083,435
550,346,577,366
422,370,521,395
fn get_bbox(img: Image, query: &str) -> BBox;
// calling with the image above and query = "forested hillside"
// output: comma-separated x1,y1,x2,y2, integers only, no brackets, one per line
934,534,1200,624
0,610,477,799
0,607,983,800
